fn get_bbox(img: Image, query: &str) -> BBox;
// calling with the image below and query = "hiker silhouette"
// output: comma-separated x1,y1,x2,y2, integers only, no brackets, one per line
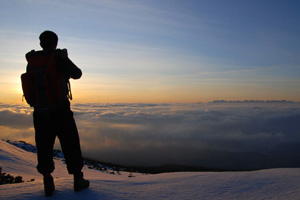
22,30,89,196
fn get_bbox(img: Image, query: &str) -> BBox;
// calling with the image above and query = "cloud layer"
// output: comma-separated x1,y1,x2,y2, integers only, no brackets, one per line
1,102,300,170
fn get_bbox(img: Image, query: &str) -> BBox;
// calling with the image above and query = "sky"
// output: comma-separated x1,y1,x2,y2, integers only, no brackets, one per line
1,0,300,103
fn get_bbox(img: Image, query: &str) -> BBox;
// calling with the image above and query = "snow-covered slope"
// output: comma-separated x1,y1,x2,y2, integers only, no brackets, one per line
1,140,300,200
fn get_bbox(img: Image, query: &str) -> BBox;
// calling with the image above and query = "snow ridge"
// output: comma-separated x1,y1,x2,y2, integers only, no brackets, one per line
1,140,300,200
5,140,130,175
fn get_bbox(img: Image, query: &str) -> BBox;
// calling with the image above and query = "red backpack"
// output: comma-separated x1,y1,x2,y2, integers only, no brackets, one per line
21,50,71,111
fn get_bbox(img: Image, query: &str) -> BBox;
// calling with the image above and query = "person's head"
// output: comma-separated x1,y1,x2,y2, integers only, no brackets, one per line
39,30,58,50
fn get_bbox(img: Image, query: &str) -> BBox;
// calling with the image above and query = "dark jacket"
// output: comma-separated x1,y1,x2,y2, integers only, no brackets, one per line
54,49,82,80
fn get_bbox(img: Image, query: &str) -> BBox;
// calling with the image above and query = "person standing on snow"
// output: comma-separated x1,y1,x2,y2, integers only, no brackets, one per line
24,30,89,196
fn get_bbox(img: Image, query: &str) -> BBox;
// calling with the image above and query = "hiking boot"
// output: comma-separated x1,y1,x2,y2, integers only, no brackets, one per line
74,172,89,192
43,175,55,196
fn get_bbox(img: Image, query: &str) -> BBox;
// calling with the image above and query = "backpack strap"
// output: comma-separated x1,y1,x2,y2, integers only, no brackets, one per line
67,80,72,100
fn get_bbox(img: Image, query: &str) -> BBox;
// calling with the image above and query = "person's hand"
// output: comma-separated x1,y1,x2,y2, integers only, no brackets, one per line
61,48,68,57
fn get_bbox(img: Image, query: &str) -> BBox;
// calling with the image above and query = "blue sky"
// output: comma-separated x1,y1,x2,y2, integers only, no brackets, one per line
0,0,300,103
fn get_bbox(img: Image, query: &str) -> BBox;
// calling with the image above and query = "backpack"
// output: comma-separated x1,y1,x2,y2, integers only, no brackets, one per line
21,50,72,111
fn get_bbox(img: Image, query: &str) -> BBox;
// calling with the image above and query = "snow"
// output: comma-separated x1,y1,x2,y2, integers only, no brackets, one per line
1,140,300,200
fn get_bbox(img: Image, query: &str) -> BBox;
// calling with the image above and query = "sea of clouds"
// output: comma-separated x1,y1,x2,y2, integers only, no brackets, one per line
1,101,300,170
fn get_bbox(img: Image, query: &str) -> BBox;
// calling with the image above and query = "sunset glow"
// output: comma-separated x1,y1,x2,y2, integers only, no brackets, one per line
1,0,300,104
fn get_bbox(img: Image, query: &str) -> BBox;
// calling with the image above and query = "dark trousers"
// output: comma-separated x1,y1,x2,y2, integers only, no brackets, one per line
33,101,84,175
